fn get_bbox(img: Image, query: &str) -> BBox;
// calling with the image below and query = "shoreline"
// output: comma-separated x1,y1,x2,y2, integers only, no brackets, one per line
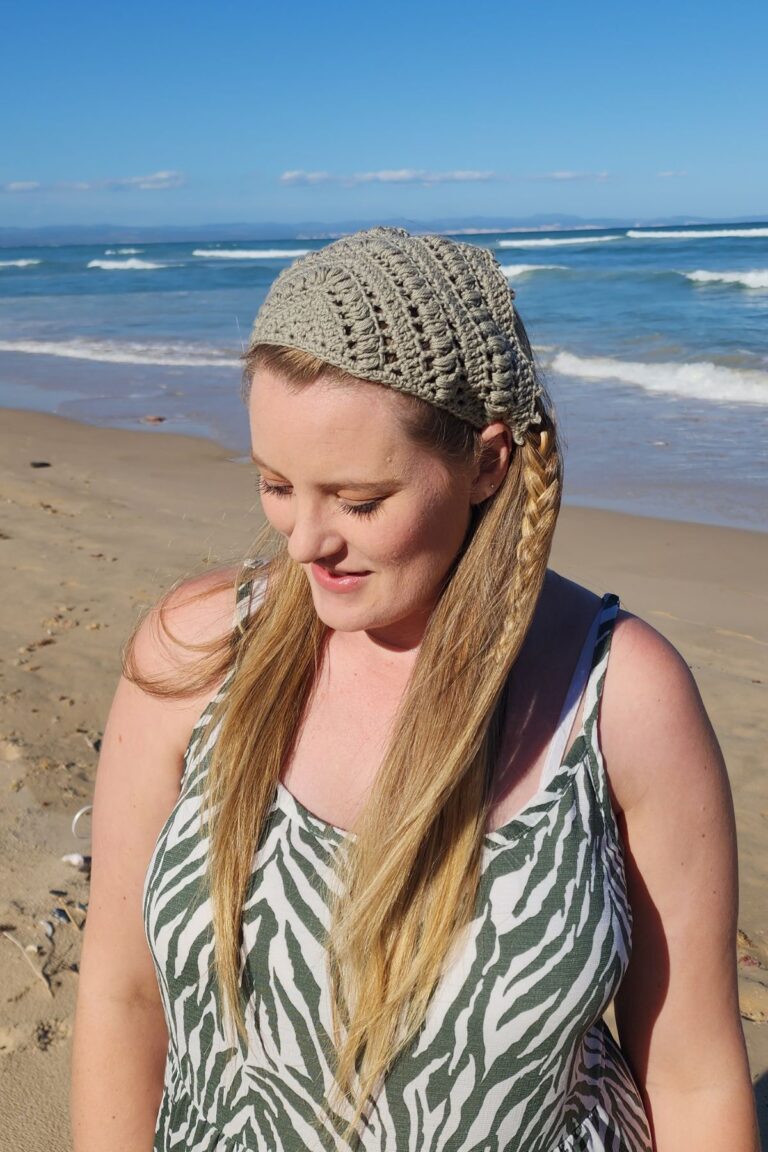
1,407,766,1147
3,390,767,537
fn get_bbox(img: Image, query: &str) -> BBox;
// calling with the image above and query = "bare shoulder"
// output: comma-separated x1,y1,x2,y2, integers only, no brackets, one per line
112,562,249,773
81,564,248,1006
600,607,725,815
128,563,243,682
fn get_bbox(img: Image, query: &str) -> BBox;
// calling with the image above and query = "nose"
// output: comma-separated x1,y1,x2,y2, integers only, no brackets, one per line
285,501,345,566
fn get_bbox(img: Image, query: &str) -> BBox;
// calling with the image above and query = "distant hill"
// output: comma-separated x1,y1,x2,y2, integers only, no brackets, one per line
1,214,765,247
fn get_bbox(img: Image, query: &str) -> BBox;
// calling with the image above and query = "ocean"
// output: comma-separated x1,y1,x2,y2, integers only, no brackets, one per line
1,224,767,531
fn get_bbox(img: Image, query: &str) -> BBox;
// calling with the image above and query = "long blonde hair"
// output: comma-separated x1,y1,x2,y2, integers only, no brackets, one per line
126,333,562,1145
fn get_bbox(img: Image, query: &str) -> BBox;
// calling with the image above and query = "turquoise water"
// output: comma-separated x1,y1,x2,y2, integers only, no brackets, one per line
1,225,767,530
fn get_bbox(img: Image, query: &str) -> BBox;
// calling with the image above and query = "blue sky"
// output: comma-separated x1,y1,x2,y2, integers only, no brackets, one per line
2,0,767,228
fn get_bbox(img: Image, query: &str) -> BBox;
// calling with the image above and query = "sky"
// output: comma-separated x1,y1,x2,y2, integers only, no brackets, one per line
2,0,767,229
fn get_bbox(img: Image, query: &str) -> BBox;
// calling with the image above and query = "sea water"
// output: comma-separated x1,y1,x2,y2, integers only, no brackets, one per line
1,225,766,531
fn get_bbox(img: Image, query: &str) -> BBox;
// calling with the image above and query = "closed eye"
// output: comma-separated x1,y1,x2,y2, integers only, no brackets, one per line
339,499,382,519
258,477,291,499
258,477,383,519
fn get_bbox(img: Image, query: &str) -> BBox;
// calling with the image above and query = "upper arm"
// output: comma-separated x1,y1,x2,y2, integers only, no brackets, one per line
78,568,240,1005
600,615,749,1094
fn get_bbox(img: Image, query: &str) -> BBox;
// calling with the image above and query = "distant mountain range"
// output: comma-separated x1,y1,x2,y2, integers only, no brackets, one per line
1,214,766,247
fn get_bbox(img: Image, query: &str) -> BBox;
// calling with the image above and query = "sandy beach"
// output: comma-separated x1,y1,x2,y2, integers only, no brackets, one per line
0,407,766,1148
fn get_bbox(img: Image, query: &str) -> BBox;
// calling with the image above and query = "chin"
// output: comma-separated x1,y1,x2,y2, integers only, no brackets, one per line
308,590,365,629
308,591,393,634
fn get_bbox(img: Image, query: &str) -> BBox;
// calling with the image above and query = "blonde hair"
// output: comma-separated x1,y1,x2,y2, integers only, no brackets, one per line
126,333,562,1145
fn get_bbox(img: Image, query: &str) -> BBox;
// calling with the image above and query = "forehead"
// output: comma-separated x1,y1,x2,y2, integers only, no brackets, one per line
248,366,424,473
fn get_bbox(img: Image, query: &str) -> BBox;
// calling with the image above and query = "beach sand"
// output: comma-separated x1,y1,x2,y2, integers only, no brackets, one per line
1,408,766,1148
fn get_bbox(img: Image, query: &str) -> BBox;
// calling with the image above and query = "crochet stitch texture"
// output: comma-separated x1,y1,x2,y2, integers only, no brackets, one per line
250,227,543,442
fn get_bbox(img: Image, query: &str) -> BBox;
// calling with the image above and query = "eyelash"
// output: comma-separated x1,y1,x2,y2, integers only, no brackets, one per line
257,477,383,519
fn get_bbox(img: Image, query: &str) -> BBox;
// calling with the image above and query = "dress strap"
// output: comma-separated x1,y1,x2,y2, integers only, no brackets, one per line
233,559,268,630
581,592,622,723
540,596,608,785
581,593,622,827
181,563,269,791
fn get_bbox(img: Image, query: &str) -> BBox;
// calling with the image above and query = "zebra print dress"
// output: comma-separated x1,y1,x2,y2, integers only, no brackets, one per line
143,580,653,1151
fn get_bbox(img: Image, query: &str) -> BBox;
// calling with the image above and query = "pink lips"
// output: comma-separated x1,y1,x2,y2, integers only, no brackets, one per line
311,562,370,593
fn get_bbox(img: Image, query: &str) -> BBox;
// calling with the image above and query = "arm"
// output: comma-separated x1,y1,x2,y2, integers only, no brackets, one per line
70,570,238,1152
602,616,759,1152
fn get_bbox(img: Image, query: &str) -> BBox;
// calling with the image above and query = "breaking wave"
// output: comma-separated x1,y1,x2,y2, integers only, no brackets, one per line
500,264,566,277
192,248,311,260
0,259,42,268
104,247,144,255
498,235,621,249
87,258,165,270
684,269,768,289
0,337,239,367
550,351,768,406
627,227,768,240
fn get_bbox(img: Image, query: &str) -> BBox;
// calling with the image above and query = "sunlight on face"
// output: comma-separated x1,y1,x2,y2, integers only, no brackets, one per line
248,366,478,648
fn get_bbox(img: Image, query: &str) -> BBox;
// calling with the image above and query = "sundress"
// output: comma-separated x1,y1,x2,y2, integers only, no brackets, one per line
144,577,653,1151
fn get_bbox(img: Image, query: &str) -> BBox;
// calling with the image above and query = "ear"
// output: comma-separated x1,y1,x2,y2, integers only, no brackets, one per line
469,422,513,505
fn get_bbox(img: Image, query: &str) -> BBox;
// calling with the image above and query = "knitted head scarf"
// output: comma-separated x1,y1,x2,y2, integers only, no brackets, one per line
249,226,543,445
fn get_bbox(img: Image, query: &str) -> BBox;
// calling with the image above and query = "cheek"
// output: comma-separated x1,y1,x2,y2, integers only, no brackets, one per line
376,496,468,568
260,499,292,535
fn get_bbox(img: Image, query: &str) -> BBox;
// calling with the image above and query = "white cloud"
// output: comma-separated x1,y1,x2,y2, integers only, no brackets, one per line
0,171,186,194
281,168,498,186
529,170,610,182
1,181,41,193
104,170,185,191
658,170,687,178
280,170,332,185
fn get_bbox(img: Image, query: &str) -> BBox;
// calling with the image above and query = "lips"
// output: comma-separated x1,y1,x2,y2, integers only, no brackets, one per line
310,562,371,592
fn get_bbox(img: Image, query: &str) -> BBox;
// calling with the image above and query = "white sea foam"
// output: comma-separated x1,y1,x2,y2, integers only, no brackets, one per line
551,351,768,406
500,264,566,278
684,269,768,289
498,235,621,248
192,248,311,260
627,227,768,240
87,258,165,270
0,338,239,367
0,259,41,268
104,247,144,255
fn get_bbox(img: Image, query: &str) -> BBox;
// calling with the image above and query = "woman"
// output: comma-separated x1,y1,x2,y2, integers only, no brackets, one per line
71,227,757,1151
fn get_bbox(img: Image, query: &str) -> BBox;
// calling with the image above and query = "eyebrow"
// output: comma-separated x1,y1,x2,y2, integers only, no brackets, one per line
250,452,398,493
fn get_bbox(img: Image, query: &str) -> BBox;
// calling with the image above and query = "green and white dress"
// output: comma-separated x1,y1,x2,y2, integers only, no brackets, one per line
144,580,653,1151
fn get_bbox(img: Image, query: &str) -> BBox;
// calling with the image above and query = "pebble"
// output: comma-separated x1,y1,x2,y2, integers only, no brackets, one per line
61,853,90,872
29,461,51,469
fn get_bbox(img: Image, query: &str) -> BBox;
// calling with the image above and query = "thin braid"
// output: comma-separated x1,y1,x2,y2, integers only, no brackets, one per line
495,409,563,664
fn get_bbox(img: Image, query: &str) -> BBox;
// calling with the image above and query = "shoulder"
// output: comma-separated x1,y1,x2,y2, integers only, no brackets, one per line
115,564,251,765
601,606,724,815
542,570,722,818
127,564,244,683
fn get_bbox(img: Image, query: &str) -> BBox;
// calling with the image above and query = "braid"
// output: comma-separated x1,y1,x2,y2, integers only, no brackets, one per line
495,405,563,665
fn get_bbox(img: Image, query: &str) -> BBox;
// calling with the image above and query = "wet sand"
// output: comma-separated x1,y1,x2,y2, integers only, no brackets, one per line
0,408,765,1148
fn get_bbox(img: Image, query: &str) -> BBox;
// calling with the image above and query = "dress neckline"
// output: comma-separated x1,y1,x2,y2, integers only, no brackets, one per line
274,730,589,849
272,593,613,848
